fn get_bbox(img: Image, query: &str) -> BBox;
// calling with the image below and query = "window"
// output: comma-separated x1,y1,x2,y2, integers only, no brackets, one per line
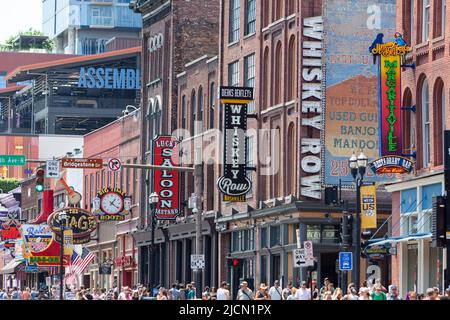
90,6,113,26
198,86,204,132
434,0,446,38
274,42,283,104
287,123,295,195
263,47,269,109
321,225,339,244
423,0,430,42
402,88,414,153
244,54,255,113
287,36,296,101
433,78,445,165
246,135,254,197
190,90,196,135
261,227,268,248
263,0,270,27
229,0,240,43
209,82,215,129
0,73,6,88
274,0,283,21
307,225,321,244
228,61,239,87
270,225,281,247
181,95,186,129
288,0,296,15
422,79,430,166
149,99,162,140
245,0,256,35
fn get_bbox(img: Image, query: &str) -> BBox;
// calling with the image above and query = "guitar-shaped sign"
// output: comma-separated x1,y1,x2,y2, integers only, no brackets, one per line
59,178,82,206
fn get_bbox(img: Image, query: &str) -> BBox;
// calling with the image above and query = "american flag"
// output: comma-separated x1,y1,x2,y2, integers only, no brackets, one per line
64,247,94,279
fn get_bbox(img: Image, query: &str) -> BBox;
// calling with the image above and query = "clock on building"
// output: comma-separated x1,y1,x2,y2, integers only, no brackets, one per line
100,192,124,215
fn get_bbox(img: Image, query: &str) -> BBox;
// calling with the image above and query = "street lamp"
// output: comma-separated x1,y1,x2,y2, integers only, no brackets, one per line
59,210,67,301
148,192,159,297
348,151,367,290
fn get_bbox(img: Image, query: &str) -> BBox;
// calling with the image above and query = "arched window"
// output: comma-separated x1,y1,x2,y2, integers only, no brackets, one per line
181,95,186,129
149,98,162,141
273,127,281,198
287,36,296,101
274,42,283,105
288,0,296,15
198,86,204,132
191,90,196,135
275,0,283,20
263,47,269,109
286,123,296,195
260,130,269,200
421,78,430,167
433,78,445,165
402,88,413,154
209,82,215,129
146,99,154,150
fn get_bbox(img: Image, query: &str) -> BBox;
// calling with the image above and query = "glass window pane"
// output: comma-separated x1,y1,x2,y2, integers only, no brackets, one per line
307,225,321,244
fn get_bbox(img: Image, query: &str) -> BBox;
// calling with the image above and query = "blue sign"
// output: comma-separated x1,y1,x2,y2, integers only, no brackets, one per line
24,169,33,175
25,264,38,273
339,252,353,271
78,67,141,90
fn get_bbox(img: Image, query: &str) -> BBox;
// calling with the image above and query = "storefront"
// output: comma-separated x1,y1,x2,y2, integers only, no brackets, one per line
386,173,446,296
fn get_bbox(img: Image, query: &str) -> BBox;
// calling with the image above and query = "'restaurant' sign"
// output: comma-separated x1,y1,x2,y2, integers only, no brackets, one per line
369,155,414,174
218,86,253,202
48,208,98,244
61,158,103,169
153,136,180,220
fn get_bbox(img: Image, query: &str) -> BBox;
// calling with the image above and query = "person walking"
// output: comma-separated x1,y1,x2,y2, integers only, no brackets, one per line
254,284,269,300
22,287,31,300
169,283,180,300
216,282,230,300
268,280,283,300
331,288,343,300
186,284,196,300
370,284,387,300
295,281,311,300
237,281,253,300
387,284,401,300
282,281,294,300
209,287,217,300
358,287,371,300
179,283,186,300
343,283,358,300
319,277,331,297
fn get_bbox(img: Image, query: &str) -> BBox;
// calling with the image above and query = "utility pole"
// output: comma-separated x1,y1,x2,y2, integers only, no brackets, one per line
194,147,204,299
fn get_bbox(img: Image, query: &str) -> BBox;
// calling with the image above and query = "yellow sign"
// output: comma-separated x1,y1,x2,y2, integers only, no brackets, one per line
63,229,74,256
360,185,377,229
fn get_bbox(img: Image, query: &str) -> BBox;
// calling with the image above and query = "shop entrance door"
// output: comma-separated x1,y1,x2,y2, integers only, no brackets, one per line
320,252,339,287
123,271,132,287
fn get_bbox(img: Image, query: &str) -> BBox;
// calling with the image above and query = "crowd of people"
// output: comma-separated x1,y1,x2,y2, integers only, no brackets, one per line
1,278,450,300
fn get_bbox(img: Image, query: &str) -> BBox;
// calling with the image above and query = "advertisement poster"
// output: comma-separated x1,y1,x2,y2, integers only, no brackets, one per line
323,0,396,185
360,185,377,229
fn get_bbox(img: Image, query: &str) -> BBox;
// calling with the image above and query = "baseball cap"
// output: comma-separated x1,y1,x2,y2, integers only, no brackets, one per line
301,281,307,286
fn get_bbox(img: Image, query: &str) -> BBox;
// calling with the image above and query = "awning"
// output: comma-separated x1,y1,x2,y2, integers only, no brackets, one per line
0,259,24,274
367,233,432,247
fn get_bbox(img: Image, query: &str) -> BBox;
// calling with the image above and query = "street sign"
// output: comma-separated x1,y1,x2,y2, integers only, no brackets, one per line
303,240,314,266
24,169,33,175
61,158,103,169
190,254,205,270
46,160,60,178
339,252,353,271
0,155,26,166
293,249,306,268
107,158,122,172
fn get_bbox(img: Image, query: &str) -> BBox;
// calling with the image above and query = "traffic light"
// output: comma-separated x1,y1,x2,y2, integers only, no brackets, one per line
340,214,353,247
36,169,45,192
360,230,373,258
325,186,339,205
432,196,446,248
227,257,243,268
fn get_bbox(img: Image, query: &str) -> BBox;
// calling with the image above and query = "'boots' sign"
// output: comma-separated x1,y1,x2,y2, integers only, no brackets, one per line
218,87,253,202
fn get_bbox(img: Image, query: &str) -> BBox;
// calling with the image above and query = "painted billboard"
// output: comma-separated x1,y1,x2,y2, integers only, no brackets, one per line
322,0,397,185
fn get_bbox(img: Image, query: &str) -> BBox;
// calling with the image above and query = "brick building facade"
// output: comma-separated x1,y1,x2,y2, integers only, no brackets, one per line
386,0,449,296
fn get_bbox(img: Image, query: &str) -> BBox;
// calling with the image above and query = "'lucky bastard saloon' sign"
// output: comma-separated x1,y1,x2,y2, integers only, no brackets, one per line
153,136,180,220
218,87,254,202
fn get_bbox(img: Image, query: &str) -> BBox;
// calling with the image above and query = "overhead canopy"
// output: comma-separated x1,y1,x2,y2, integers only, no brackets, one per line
367,233,432,247
0,259,23,274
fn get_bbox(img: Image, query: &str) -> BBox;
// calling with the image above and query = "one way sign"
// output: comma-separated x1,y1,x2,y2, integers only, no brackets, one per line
46,160,60,179
293,249,305,268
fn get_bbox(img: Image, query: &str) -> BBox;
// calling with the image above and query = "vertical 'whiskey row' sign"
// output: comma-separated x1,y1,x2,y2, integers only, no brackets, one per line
218,86,254,202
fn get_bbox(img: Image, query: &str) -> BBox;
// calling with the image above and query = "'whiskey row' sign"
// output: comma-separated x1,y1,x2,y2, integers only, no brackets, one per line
218,87,254,202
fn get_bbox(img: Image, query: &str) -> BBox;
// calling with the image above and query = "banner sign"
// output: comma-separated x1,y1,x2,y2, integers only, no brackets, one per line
322,0,397,186
92,187,131,221
217,102,251,202
1,224,21,248
63,229,73,256
152,136,180,220
219,86,254,102
371,36,411,156
361,185,377,229
48,208,98,244
369,155,414,174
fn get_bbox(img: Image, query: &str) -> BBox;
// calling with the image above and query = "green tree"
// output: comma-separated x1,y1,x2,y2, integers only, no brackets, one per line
0,178,20,193
0,28,54,52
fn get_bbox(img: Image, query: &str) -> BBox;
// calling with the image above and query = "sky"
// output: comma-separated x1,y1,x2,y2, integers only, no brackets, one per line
0,0,43,44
